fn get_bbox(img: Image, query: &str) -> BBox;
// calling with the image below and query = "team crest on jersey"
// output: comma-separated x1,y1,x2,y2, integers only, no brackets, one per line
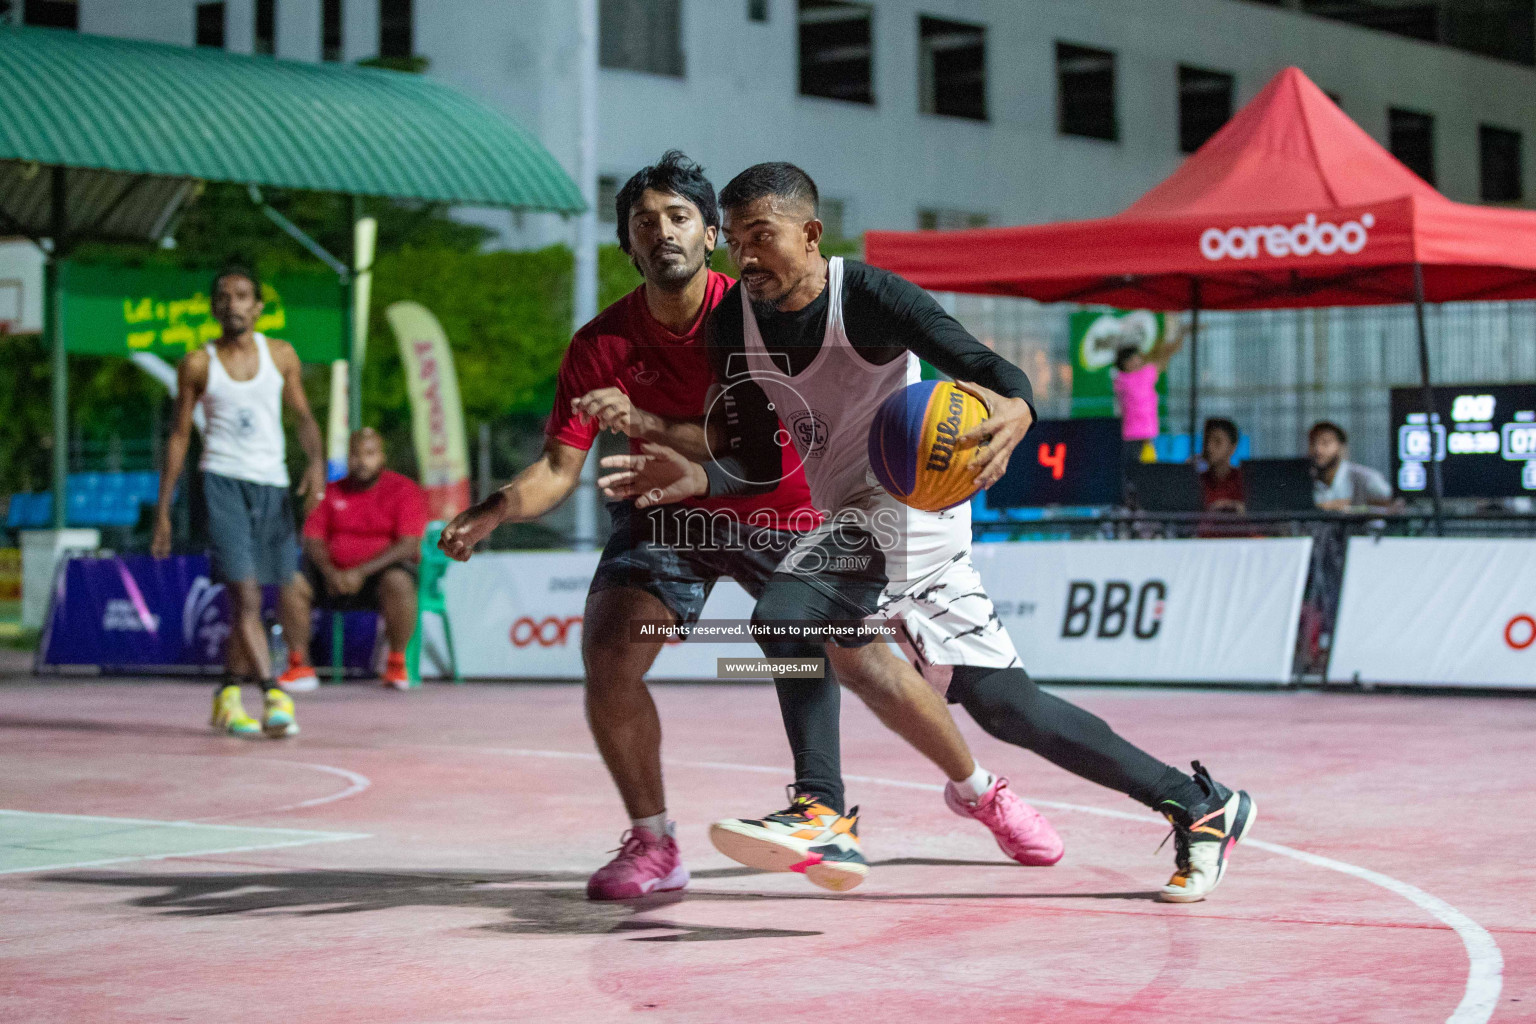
787,410,829,457
632,364,660,386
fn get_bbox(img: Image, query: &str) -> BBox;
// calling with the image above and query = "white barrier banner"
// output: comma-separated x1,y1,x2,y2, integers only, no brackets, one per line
429,539,1312,684
970,538,1312,684
1329,537,1536,688
433,551,757,680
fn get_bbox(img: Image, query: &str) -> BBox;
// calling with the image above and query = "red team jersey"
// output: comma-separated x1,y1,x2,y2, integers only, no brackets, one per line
546,271,817,525
303,469,430,570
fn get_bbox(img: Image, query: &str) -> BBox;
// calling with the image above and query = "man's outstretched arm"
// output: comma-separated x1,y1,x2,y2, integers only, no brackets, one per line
438,438,588,561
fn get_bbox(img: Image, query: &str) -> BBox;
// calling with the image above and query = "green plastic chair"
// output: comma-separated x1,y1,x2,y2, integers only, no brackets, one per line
405,520,460,686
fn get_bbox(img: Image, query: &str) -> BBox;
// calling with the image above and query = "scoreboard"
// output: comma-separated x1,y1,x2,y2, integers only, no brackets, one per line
1390,384,1536,498
986,417,1124,508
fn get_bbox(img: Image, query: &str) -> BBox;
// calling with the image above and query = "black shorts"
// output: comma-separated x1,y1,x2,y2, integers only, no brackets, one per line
203,472,299,586
301,556,418,613
756,525,889,649
588,503,804,624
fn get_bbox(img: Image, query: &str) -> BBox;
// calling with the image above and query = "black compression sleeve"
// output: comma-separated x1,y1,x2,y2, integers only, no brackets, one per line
844,263,1035,412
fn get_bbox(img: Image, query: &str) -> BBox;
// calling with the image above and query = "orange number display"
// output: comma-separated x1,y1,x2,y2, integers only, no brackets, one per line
1038,442,1067,480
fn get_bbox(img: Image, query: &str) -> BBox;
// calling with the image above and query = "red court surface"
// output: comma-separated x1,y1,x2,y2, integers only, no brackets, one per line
2,673,1531,1023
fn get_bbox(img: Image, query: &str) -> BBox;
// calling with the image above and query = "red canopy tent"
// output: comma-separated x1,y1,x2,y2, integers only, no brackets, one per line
866,66,1536,514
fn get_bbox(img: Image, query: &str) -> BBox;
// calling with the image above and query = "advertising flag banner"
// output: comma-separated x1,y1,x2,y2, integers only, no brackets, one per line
61,262,343,362
1329,537,1536,688
386,301,472,520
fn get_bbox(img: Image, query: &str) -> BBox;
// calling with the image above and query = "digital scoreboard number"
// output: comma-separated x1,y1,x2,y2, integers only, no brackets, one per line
986,417,1124,508
1390,384,1536,498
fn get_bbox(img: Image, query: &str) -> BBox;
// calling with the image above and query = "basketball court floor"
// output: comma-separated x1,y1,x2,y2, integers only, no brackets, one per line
2,664,1529,1023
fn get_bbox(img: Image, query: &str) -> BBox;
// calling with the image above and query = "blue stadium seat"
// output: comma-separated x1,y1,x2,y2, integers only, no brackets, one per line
105,492,141,527
4,496,24,530
66,491,94,526
100,472,129,494
129,472,160,503
24,493,53,528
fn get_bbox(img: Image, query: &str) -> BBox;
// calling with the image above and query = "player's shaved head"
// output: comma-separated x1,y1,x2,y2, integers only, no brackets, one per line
719,162,819,220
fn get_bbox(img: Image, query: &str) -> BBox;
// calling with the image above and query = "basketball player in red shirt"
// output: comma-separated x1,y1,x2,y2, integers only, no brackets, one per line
439,152,853,898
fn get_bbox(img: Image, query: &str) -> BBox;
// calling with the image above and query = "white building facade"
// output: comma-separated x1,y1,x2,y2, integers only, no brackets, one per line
7,0,1536,470
18,0,1536,242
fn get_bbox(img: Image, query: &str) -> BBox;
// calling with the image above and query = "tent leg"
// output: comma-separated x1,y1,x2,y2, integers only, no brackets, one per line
1412,263,1444,536
346,194,362,435
1186,279,1201,456
48,166,68,530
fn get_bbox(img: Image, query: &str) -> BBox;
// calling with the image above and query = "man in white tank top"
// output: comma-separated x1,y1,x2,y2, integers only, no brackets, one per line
151,267,326,740
600,164,1255,904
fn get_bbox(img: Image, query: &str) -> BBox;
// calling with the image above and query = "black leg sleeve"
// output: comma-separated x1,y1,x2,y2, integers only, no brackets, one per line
949,666,1187,809
773,670,844,815
754,575,850,815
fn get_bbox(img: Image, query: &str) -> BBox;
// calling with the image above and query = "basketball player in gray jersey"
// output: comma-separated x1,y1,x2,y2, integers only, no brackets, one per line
152,266,325,739
597,163,1255,902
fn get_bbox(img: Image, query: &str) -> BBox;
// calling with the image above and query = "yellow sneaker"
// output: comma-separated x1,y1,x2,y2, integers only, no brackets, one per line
262,687,300,738
211,684,261,737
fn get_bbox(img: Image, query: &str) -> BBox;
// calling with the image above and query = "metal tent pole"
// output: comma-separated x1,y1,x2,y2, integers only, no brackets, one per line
571,0,599,551
48,166,68,529
1186,278,1201,454
1412,262,1444,535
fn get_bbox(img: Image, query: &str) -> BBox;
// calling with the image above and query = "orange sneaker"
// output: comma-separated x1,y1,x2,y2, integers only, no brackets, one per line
277,658,319,693
381,652,410,690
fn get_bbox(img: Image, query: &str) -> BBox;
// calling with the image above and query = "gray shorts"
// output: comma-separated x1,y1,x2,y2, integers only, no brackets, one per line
203,472,299,586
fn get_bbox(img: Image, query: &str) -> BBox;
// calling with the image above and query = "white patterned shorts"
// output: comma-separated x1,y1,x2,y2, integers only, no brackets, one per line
875,550,1021,700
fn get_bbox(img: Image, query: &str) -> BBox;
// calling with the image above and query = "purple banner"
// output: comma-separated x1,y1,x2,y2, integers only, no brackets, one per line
39,554,378,673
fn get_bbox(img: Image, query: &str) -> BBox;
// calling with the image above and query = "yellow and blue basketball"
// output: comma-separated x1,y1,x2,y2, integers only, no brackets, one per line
868,380,989,511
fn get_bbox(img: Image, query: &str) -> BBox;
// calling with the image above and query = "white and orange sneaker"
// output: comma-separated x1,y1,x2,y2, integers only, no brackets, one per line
586,826,689,901
276,656,319,693
1155,761,1256,903
945,776,1064,866
711,790,869,892
380,652,410,690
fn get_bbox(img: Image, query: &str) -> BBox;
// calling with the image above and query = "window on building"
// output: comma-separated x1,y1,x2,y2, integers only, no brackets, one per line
321,0,342,61
597,175,620,224
254,0,275,55
600,0,685,77
195,2,226,47
918,208,988,230
918,16,986,121
748,0,769,22
1056,42,1117,141
1389,107,1436,186
379,0,413,59
23,0,77,29
799,1,874,105
1480,124,1523,202
1178,65,1233,153
819,198,847,239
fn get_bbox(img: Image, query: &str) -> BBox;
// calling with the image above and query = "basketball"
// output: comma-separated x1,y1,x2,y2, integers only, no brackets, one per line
868,379,990,511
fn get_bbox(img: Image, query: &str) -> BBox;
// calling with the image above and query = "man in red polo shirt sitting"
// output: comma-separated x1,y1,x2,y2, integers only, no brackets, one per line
279,428,429,692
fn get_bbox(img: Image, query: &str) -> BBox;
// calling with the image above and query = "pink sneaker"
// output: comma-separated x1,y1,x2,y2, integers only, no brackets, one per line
586,827,690,901
944,777,1064,866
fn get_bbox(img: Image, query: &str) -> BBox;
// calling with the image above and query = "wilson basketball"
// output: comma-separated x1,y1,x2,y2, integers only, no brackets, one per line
868,380,989,511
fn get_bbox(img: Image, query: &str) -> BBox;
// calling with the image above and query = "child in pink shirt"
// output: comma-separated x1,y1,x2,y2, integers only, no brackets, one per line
1112,319,1185,466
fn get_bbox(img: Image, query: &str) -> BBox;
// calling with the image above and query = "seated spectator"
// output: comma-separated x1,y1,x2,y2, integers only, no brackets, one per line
1308,421,1398,511
1112,318,1185,469
1199,417,1245,513
278,428,428,692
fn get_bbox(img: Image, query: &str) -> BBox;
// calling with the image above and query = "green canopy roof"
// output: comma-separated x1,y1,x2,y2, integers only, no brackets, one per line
0,24,583,240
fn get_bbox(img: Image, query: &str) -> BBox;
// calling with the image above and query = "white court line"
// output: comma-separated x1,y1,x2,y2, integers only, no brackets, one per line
196,761,373,821
0,809,368,876
490,747,1504,1024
